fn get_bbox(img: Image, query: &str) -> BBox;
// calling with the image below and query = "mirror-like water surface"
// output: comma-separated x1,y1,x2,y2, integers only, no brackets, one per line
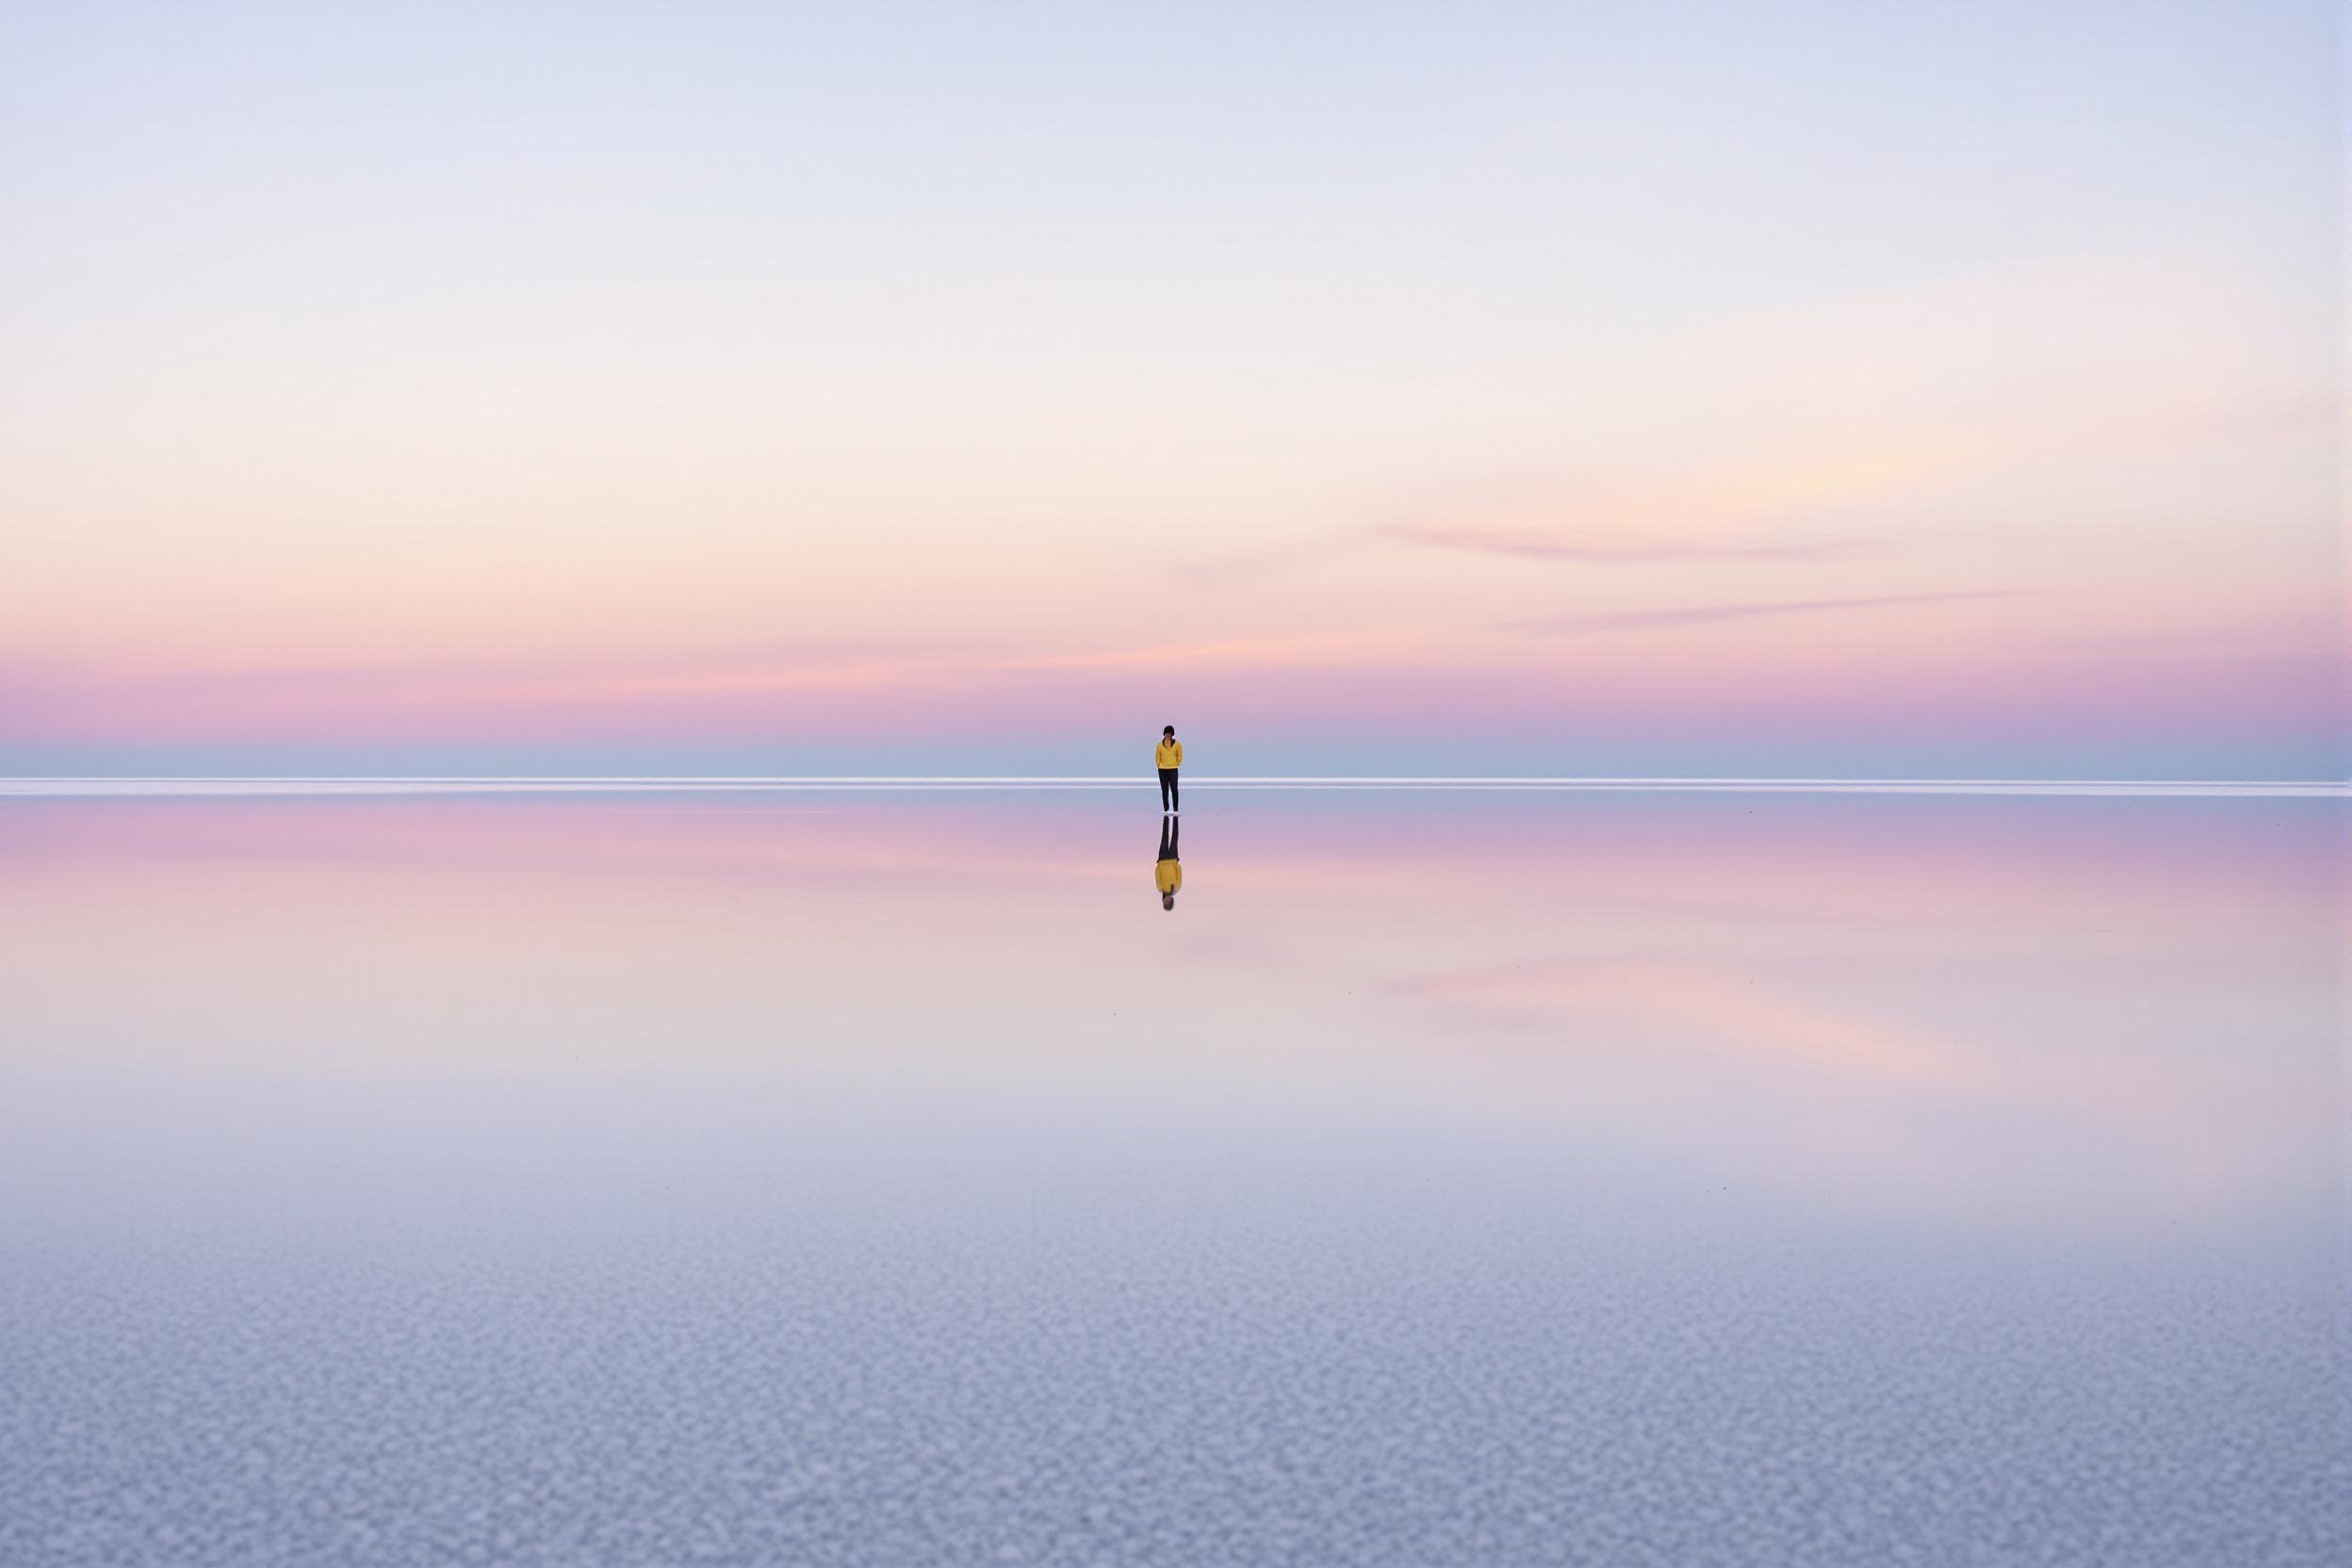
2,792,2344,1566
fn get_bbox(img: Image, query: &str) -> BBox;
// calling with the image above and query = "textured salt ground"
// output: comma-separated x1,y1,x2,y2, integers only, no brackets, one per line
2,1086,2345,1568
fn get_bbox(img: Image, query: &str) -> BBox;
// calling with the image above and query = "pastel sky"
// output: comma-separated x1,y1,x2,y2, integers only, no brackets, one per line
3,1,2344,777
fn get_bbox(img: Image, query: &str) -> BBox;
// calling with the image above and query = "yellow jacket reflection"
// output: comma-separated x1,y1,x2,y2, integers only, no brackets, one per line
1154,818,1182,909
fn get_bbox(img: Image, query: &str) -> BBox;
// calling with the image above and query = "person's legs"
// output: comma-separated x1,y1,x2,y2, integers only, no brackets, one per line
1168,770,1179,811
1158,769,1175,810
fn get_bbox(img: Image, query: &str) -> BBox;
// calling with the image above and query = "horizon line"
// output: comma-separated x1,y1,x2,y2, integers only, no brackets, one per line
2,776,2345,799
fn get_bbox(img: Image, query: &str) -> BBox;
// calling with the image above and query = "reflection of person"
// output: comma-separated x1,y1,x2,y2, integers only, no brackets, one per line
1154,725,1183,814
1154,816,1182,911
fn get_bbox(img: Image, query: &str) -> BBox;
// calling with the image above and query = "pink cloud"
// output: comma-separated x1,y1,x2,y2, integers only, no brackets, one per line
1503,590,2030,635
1380,522,1868,564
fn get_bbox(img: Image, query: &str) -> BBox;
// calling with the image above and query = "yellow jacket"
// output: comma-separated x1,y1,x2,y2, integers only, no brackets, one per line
1155,858,1183,895
1155,738,1184,768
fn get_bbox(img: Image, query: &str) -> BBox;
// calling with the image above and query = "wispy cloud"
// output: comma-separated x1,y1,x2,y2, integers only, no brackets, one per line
1380,522,1867,563
1504,590,2027,635
1168,535,1361,590
1170,515,1869,593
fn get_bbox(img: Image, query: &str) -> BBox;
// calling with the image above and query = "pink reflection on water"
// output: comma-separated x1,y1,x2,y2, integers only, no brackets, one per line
0,792,2341,1233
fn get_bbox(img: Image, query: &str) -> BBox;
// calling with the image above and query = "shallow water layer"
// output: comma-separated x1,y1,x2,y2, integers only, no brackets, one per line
2,791,2345,1566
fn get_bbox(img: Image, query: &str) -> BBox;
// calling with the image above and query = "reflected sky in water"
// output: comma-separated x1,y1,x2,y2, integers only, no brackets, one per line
2,792,2345,1565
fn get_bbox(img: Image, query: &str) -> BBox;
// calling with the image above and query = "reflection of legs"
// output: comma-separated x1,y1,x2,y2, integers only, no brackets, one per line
1158,816,1177,862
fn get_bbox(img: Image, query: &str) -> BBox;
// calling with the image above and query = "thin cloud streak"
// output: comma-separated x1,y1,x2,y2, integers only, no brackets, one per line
1382,522,1868,564
1168,520,1868,595
1168,536,1358,589
1505,591,2029,635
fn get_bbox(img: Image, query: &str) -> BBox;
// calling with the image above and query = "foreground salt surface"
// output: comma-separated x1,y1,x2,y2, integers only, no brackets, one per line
0,792,2345,1565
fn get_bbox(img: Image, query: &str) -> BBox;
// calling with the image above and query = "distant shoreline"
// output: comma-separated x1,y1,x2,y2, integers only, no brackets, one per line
5,777,2344,799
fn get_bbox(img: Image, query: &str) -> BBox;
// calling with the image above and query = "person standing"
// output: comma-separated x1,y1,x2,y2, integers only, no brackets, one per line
1154,726,1183,814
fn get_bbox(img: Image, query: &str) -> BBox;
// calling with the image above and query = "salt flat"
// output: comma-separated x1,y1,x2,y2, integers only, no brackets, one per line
2,791,2344,1566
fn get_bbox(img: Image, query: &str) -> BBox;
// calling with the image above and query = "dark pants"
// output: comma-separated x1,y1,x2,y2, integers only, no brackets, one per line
1158,768,1179,810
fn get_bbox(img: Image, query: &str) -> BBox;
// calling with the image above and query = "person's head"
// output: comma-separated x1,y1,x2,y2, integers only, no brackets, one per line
1162,725,1175,738
1161,893,1175,911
